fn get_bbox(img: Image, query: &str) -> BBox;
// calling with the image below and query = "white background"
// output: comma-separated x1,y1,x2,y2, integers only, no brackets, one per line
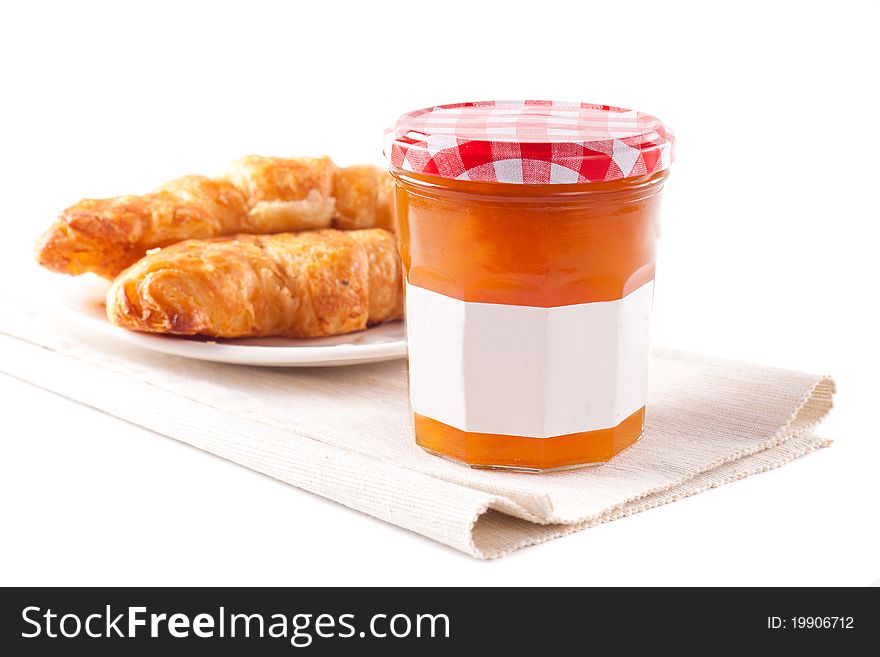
1,0,878,585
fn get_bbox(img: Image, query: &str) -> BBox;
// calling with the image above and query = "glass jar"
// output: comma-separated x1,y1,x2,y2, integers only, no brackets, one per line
385,101,674,472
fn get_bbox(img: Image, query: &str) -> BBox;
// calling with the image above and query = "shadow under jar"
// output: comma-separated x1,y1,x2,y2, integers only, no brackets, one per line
385,101,675,472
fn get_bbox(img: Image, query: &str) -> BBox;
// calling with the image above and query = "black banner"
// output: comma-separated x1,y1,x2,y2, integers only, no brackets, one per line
1,587,876,654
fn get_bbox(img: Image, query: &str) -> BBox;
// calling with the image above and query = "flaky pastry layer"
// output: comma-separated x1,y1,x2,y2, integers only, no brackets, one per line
106,229,403,339
36,156,395,278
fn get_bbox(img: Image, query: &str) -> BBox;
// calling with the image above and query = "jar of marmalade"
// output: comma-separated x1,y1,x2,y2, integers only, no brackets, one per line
385,101,674,472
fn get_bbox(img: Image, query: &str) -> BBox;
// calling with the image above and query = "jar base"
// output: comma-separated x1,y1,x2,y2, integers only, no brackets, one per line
418,446,616,473
413,408,645,472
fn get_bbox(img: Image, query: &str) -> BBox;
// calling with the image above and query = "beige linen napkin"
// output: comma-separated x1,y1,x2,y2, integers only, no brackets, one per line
0,302,834,558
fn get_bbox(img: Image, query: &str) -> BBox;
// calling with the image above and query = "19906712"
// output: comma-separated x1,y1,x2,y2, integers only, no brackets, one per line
768,617,854,629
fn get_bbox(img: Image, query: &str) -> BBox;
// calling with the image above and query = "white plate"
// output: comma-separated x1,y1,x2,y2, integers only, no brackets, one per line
59,278,407,367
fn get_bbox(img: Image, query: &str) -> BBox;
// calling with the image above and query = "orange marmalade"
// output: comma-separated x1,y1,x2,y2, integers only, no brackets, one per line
386,101,674,472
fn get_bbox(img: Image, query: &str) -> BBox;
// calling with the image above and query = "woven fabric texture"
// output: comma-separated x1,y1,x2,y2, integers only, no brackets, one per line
0,304,833,558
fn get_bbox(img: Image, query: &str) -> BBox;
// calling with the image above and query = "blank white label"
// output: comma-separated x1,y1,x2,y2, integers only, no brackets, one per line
405,281,653,438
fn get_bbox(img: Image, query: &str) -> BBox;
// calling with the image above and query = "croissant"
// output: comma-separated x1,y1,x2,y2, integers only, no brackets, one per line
36,156,395,279
332,164,397,232
106,229,403,339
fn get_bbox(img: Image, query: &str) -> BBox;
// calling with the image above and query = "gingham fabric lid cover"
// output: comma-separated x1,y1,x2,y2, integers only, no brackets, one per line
384,100,674,184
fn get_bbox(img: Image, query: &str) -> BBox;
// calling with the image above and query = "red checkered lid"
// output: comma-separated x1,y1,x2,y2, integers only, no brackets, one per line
384,100,674,184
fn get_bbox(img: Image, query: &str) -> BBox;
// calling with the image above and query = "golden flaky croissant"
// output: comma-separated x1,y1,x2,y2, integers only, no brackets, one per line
106,229,403,339
36,156,395,279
